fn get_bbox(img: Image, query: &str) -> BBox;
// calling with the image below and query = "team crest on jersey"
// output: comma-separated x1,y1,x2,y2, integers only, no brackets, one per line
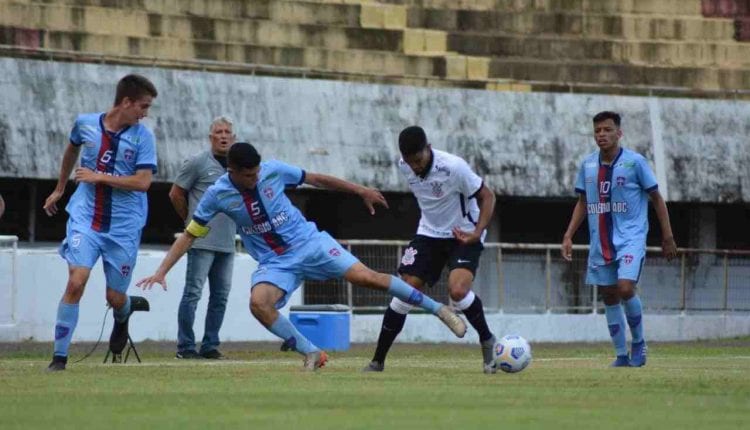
263,187,274,199
83,140,95,148
616,176,626,187
121,265,131,277
328,248,341,257
401,247,418,266
623,254,633,265
430,182,444,198
124,149,135,161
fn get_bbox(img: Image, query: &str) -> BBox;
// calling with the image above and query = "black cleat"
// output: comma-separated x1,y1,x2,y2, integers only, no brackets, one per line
109,296,150,355
46,355,67,372
200,349,225,360
175,350,202,359
362,361,384,372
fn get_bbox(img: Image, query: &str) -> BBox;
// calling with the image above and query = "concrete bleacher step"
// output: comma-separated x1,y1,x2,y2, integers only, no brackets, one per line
37,29,444,77
409,9,736,42
304,0,704,16
0,2,409,53
488,57,750,90
448,33,750,68
2,0,361,24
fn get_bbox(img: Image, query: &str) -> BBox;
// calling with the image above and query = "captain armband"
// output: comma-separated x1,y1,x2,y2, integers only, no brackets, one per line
185,220,210,238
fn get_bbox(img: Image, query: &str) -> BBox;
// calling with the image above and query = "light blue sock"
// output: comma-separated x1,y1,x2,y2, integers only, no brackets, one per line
623,295,644,344
269,315,319,355
113,295,131,323
53,302,79,357
388,276,442,314
604,303,628,357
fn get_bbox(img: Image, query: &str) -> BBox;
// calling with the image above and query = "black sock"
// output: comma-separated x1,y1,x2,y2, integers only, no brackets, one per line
372,307,407,364
462,295,493,342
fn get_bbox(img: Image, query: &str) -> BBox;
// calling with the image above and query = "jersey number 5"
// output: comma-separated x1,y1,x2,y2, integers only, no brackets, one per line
250,201,261,217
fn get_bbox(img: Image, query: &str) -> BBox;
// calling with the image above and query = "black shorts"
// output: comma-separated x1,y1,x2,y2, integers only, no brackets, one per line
397,235,483,287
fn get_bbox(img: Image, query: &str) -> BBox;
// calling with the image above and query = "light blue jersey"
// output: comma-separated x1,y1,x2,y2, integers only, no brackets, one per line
193,160,319,263
66,113,157,234
59,113,156,292
192,160,358,307
575,147,658,269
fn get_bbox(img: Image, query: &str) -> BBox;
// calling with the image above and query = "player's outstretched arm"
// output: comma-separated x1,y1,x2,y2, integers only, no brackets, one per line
304,172,389,215
561,194,587,261
452,184,496,245
75,168,153,192
136,231,197,291
649,190,677,260
43,143,81,216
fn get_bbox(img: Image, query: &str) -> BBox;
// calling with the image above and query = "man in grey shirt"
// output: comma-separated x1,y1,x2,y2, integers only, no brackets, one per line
169,116,236,359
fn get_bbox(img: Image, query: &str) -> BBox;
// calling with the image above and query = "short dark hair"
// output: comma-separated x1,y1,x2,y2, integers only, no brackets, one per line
592,111,621,127
114,74,158,105
398,126,428,156
228,142,261,169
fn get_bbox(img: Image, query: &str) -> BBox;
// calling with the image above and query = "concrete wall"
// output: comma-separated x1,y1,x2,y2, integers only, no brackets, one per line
1,246,748,343
1,57,749,202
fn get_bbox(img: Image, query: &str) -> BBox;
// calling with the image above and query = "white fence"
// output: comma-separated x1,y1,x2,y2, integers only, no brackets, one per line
0,236,749,343
0,235,18,325
305,240,750,313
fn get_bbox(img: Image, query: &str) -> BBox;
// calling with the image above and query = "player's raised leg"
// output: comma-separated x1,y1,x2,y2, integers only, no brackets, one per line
344,263,466,337
103,240,150,361
250,283,328,371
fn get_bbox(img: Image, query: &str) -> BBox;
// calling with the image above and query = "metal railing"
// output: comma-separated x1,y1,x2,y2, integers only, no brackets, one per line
302,240,750,313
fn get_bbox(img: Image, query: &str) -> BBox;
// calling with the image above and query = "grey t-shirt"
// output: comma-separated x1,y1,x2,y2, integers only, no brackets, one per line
174,150,236,253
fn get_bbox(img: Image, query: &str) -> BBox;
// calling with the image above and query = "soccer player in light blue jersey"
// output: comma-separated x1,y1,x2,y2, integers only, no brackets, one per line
43,74,158,371
137,142,467,371
562,111,677,367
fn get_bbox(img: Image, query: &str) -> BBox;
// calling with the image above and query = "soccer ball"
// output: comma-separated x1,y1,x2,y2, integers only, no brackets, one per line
494,335,532,373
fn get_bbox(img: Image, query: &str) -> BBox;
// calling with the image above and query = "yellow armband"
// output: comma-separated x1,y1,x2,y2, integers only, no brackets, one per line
186,220,210,238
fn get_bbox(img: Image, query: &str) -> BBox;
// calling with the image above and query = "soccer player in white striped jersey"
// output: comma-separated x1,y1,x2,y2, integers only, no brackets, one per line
363,126,499,374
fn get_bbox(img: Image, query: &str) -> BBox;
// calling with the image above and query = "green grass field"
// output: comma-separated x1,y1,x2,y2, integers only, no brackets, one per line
2,339,749,430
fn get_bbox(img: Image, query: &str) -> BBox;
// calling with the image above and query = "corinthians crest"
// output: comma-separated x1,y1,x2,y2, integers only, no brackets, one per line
401,247,418,266
430,181,444,197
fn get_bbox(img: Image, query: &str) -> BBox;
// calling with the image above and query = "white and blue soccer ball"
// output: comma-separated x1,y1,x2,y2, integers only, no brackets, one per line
494,335,532,373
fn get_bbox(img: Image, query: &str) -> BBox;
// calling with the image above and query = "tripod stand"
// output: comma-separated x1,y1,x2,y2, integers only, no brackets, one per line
103,334,142,363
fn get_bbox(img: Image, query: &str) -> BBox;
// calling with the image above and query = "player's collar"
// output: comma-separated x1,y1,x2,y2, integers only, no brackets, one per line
418,149,435,179
598,147,623,167
99,112,131,138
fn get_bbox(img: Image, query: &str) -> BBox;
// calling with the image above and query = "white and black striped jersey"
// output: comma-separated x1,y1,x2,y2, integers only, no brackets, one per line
398,149,486,241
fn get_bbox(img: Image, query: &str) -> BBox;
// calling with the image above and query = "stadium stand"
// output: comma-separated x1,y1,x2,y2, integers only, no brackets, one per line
1,0,749,95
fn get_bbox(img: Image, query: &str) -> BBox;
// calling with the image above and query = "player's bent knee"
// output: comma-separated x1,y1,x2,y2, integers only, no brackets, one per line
63,279,86,301
249,296,273,317
448,284,472,302
105,289,126,309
